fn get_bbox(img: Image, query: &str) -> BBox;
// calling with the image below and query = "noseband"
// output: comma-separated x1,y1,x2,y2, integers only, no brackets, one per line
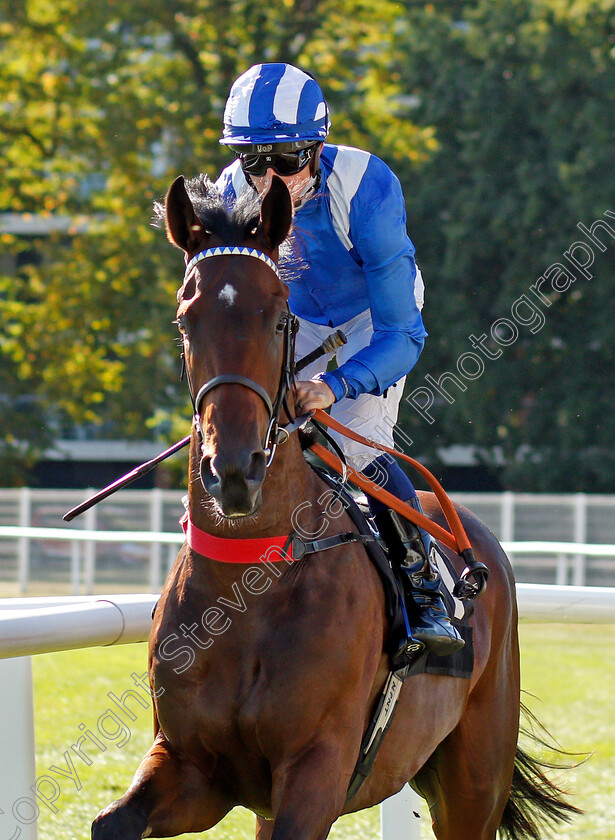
181,247,298,468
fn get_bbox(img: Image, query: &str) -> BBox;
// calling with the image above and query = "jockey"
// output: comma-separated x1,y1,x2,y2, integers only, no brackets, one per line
216,63,463,658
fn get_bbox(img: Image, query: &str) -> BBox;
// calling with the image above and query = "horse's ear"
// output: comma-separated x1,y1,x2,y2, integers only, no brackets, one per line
259,176,293,250
165,176,203,252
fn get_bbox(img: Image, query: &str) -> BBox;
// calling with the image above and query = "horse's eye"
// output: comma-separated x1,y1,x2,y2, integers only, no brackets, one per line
180,274,197,303
275,316,287,334
176,316,187,335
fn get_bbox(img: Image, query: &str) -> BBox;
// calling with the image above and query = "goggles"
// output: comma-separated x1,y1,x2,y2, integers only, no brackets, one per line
238,144,317,177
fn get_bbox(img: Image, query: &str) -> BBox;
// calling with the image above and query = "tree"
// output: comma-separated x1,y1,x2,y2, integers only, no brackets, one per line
2,0,614,491
392,0,615,490
0,0,418,483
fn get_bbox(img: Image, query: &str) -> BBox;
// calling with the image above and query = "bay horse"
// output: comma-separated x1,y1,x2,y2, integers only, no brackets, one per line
92,174,577,840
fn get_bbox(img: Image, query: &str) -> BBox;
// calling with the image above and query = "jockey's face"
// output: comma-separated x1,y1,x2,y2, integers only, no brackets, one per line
251,166,314,207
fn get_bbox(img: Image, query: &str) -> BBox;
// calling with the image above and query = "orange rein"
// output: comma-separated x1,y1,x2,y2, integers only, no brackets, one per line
310,409,472,556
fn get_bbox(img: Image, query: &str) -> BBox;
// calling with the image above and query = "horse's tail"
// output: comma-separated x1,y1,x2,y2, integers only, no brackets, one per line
498,703,583,840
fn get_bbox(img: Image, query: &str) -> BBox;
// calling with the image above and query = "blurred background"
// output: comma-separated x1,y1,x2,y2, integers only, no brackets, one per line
2,0,614,493
1,0,615,594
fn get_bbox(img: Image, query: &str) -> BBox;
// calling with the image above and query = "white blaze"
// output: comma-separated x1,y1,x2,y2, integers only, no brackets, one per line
218,284,237,307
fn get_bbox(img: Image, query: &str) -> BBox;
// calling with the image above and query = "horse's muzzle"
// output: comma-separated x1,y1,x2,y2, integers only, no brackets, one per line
200,449,267,516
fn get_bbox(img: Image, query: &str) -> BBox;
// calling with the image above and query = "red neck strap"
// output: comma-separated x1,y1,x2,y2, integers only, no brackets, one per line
180,512,296,564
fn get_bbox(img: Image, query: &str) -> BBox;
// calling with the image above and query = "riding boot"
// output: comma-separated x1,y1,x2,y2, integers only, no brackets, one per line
374,506,465,658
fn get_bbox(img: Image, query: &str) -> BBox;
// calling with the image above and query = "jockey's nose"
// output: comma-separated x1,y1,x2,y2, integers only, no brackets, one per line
264,168,279,189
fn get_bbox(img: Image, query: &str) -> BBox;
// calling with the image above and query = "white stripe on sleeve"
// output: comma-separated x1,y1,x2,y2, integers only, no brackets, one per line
414,266,425,310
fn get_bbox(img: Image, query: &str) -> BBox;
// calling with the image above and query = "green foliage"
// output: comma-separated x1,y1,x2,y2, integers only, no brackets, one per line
393,0,615,490
1,0,614,489
0,0,418,483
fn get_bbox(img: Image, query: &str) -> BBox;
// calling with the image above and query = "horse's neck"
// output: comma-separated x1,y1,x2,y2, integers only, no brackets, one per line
187,433,316,539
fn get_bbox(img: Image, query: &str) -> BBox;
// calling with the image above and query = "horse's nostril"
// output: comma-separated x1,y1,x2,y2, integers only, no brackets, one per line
199,449,266,515
245,451,267,485
200,456,221,497
208,455,221,480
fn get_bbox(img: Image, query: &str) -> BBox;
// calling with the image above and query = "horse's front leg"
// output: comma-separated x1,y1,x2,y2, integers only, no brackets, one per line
268,739,355,840
92,733,231,839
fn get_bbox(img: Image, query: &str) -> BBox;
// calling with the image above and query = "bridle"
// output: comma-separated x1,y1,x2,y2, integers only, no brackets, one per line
180,246,298,469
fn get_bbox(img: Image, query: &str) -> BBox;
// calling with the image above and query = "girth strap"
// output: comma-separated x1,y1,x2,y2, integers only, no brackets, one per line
346,667,410,803
291,531,376,559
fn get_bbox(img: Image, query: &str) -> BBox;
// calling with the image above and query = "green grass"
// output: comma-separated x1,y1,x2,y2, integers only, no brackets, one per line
29,624,615,840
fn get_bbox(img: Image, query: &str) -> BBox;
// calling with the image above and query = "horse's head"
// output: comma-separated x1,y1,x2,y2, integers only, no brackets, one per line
165,174,294,518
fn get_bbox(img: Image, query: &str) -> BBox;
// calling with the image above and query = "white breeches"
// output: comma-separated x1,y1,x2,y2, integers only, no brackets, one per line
295,309,405,472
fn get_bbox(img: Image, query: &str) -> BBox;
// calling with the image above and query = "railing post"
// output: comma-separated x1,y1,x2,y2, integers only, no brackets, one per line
501,491,514,563
167,543,177,575
0,656,36,840
573,493,587,587
381,784,422,840
84,500,96,594
18,487,31,594
71,540,81,595
556,553,568,586
149,488,163,593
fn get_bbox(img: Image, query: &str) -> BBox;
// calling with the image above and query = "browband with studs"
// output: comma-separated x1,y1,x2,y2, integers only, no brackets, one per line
184,246,279,279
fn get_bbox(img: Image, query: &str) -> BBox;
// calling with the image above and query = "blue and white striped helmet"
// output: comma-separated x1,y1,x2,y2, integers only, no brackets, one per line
220,63,331,148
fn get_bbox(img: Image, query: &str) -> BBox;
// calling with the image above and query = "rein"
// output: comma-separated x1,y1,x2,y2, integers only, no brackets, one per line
308,410,489,598
179,410,487,598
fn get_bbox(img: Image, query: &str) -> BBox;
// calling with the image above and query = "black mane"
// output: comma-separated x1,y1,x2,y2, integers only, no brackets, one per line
185,174,262,244
153,174,261,245
154,174,306,283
